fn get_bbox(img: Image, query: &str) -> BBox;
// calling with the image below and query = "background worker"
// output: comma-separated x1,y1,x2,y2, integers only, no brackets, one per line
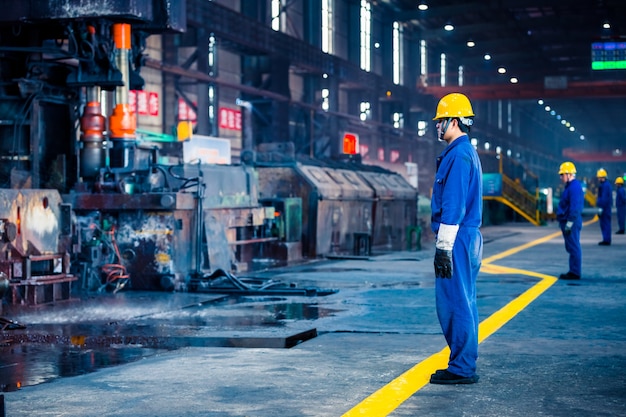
596,168,613,245
556,162,584,280
430,93,482,385
615,177,625,234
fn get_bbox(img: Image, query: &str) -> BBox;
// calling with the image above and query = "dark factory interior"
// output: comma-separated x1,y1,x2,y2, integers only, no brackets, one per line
0,1,625,412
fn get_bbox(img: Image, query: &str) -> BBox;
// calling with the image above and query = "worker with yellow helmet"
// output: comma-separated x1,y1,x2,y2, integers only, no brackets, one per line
596,168,613,245
556,161,584,280
615,176,625,234
430,92,482,384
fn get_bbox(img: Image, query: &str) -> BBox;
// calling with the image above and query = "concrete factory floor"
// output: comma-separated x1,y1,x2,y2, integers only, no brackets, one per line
2,216,626,417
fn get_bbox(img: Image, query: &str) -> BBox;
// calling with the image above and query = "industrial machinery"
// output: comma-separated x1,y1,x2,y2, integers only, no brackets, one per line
256,155,419,258
0,1,417,306
0,1,279,302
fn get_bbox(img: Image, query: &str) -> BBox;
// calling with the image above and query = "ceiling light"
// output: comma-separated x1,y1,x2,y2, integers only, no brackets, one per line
580,135,585,140
498,67,506,74
510,77,518,83
484,54,491,60
537,99,544,105
466,40,475,47
444,23,454,31
545,106,551,111
603,21,611,29
418,3,428,11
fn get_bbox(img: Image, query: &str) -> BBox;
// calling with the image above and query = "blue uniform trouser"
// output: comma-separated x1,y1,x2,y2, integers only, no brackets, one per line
435,227,482,377
561,224,582,276
617,206,625,231
599,210,611,242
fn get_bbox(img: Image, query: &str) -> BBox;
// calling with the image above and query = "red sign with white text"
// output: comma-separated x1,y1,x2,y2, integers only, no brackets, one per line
129,90,159,117
219,108,242,131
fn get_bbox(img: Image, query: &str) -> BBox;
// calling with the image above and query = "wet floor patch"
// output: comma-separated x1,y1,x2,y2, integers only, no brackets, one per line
0,342,166,392
0,295,343,392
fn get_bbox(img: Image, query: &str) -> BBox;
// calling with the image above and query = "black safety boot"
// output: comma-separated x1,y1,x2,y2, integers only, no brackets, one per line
430,369,479,385
598,241,611,246
559,272,580,280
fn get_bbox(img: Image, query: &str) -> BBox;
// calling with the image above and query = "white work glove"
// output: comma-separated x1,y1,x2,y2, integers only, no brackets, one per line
434,224,459,279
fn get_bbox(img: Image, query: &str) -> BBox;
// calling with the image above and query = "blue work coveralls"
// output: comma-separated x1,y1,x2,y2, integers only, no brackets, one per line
431,135,483,378
556,178,584,277
616,185,625,232
597,180,613,243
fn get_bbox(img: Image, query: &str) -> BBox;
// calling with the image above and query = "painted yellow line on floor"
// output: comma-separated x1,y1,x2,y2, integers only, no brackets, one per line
341,225,585,417
483,217,597,265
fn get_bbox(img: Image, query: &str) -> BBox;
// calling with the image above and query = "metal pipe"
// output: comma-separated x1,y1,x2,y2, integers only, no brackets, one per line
109,23,136,168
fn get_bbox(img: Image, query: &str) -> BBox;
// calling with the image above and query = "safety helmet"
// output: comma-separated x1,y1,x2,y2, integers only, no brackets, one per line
433,93,475,121
616,177,625,185
558,161,576,175
597,168,608,178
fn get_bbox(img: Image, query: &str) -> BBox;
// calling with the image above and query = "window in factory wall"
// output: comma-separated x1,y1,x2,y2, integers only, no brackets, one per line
390,150,400,163
378,147,385,161
271,0,284,32
322,0,334,54
360,0,371,71
360,101,370,121
392,21,403,85
393,112,403,129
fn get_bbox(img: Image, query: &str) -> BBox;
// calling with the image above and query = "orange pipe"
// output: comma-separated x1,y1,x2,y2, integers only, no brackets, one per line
113,23,131,50
109,103,136,139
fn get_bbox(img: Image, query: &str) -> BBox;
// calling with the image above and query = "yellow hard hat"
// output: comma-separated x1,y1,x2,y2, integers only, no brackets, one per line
597,168,608,178
433,93,475,120
558,161,576,175
616,177,625,185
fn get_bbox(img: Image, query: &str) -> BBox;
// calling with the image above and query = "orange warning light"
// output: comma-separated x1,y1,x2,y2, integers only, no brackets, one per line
343,132,359,154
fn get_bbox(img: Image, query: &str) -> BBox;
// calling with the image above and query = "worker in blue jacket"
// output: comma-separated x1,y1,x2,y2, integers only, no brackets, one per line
615,177,625,234
596,168,613,245
430,93,482,385
556,162,584,280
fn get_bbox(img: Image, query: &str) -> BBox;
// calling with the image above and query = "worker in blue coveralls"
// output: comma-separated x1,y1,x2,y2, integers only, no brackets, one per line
429,92,482,385
615,177,625,234
596,168,613,245
556,162,584,280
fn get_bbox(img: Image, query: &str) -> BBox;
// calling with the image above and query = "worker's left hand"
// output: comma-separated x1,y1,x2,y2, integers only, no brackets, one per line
434,248,453,278
564,221,573,235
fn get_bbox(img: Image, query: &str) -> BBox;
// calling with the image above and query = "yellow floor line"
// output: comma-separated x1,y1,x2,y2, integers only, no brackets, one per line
341,221,597,417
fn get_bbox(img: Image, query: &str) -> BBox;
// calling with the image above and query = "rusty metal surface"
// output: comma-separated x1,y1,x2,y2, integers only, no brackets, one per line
0,189,65,256
358,172,418,250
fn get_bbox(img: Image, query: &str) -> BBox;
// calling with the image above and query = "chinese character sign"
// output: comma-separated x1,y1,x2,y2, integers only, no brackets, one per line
178,99,197,122
219,108,242,131
129,90,160,117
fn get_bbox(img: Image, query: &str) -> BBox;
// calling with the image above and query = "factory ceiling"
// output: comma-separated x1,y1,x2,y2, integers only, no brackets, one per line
382,0,626,161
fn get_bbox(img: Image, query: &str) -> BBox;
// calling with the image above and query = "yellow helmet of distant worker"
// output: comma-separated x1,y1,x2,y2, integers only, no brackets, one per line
616,177,625,185
433,93,475,121
597,168,608,178
558,161,576,175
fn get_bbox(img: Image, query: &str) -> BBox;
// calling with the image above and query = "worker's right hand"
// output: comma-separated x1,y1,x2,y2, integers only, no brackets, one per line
434,248,453,279
564,221,573,235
